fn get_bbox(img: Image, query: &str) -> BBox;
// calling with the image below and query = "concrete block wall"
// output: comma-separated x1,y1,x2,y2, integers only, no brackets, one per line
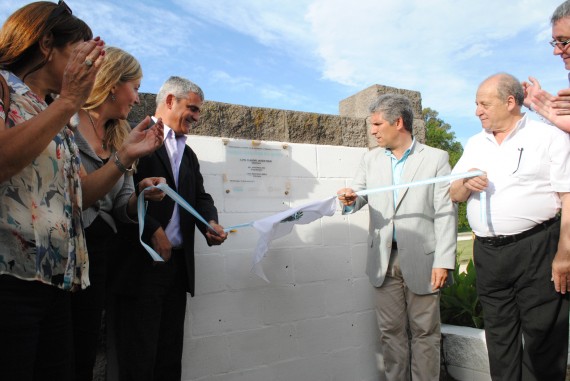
113,85,426,381
183,136,383,381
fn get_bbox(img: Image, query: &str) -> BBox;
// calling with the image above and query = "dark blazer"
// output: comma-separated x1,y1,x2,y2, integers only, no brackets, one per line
114,144,218,296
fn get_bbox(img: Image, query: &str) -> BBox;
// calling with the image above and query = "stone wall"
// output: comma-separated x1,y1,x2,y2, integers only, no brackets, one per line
339,84,425,147
128,84,425,147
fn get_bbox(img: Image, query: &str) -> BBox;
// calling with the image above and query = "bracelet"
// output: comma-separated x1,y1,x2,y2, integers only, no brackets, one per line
114,152,134,174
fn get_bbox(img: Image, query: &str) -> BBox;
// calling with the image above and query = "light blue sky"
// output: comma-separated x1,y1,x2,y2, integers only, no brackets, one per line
0,0,566,145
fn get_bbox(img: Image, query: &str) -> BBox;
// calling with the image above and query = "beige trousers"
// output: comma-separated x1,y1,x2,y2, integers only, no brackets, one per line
374,248,441,381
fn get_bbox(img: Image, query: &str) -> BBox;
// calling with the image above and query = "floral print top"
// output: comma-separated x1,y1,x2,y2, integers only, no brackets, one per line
0,70,89,290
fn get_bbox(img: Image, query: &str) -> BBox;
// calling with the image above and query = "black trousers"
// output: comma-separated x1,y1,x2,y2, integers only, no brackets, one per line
70,216,114,381
113,248,188,381
474,219,569,381
0,275,73,381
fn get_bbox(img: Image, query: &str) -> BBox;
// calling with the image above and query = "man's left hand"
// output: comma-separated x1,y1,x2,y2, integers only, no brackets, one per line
552,249,570,294
206,221,228,246
431,268,448,291
138,177,166,201
554,192,570,293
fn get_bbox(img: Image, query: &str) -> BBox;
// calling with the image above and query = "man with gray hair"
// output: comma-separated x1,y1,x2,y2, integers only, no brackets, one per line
338,93,457,381
451,73,570,380
112,76,228,381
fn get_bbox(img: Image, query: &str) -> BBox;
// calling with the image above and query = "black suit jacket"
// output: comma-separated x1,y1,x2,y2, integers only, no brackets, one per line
114,144,218,296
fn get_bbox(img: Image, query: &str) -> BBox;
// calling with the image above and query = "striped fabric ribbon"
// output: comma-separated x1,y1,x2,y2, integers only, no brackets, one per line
137,183,219,262
137,171,486,261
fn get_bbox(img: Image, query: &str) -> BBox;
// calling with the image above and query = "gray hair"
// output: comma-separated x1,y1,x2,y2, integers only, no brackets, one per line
483,73,524,106
552,1,570,24
156,76,204,106
368,93,414,133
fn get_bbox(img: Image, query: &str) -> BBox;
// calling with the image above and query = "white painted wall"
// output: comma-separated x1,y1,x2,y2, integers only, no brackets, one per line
182,136,385,381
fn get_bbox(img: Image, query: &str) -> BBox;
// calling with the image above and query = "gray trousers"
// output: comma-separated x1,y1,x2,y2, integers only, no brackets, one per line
374,248,441,381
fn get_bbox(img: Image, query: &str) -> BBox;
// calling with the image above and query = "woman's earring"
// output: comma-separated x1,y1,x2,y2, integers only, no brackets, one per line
111,94,116,101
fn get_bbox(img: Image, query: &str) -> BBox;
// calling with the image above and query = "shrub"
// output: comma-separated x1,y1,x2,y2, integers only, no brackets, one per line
440,259,484,329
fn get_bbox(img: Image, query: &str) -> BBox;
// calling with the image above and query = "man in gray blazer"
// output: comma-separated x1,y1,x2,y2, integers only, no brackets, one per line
338,93,457,381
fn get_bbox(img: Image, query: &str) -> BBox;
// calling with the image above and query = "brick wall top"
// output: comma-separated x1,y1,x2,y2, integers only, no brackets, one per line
129,85,426,149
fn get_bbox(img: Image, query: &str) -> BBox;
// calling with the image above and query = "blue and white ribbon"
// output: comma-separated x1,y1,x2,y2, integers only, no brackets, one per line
480,191,487,228
137,183,219,262
223,170,485,232
356,170,488,227
354,170,484,196
138,171,486,261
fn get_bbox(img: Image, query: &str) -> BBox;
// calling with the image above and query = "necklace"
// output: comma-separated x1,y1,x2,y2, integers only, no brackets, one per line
86,110,107,151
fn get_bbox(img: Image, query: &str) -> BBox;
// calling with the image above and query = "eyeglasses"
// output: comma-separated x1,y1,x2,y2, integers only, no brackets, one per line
47,0,72,22
549,38,570,49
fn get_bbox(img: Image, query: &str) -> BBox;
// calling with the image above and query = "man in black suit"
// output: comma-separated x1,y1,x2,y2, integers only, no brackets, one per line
113,76,227,381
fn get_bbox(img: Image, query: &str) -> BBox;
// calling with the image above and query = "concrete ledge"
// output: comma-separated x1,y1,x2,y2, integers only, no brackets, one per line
442,324,570,381
441,324,490,381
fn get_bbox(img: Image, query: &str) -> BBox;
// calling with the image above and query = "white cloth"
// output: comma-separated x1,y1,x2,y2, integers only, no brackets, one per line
251,196,337,281
162,124,187,247
452,114,570,236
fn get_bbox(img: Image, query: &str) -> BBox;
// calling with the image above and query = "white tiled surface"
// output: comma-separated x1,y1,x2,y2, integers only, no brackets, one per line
183,137,383,380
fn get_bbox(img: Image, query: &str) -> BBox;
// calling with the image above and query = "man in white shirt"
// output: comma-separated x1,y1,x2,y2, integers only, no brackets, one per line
451,73,570,381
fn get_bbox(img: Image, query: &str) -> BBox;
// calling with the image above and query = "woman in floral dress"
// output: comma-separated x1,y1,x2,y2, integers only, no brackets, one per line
0,2,163,380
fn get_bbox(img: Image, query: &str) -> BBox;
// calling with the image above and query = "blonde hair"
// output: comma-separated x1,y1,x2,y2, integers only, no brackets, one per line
82,46,142,151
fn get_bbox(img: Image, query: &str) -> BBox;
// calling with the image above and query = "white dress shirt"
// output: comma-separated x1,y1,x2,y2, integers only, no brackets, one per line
452,114,570,236
162,124,187,247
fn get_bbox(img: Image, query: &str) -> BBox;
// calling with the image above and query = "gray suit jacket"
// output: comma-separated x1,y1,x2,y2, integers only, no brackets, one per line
346,142,457,295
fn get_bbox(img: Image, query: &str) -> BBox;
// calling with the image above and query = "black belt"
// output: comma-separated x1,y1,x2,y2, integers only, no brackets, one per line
475,216,559,247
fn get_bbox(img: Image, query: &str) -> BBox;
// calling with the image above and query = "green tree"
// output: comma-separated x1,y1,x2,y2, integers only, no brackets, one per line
423,108,463,167
422,108,470,231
